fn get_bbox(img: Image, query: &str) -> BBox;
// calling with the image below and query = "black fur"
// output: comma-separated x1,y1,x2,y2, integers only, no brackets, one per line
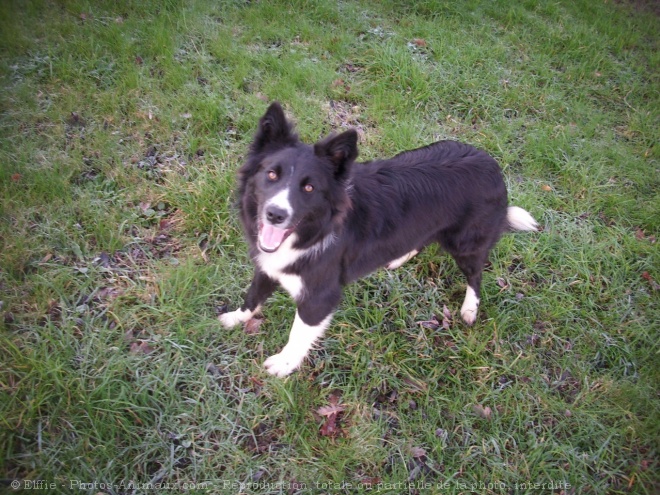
226,102,536,373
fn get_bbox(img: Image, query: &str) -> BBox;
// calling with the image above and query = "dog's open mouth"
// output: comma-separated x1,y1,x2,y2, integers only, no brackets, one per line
258,223,295,253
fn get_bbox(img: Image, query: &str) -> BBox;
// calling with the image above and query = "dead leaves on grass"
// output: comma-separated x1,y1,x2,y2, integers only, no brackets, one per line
472,404,493,420
244,317,264,335
417,305,453,331
316,392,347,438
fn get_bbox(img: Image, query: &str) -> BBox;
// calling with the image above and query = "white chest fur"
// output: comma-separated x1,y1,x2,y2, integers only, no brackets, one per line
255,234,305,300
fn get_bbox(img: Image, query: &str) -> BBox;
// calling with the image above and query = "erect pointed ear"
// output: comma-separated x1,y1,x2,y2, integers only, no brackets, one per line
314,129,358,180
250,102,297,153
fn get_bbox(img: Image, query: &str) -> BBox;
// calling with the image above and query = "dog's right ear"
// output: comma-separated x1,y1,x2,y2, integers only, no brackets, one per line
250,102,297,153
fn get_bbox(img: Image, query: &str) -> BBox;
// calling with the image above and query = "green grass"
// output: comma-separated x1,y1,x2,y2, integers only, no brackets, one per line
1,0,658,493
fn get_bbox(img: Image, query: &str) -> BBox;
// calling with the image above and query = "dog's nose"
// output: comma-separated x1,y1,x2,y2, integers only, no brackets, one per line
265,205,288,225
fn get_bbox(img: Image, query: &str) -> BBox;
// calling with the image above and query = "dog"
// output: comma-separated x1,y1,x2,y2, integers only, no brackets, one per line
220,102,538,377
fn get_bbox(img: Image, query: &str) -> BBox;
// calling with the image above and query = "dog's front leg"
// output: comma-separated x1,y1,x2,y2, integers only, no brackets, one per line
263,311,333,377
264,288,340,377
219,269,277,328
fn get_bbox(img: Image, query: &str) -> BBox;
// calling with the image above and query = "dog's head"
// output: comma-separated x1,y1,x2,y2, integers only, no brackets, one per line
238,102,357,253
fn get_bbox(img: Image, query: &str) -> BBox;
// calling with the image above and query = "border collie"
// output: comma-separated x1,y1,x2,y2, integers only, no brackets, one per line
220,102,538,377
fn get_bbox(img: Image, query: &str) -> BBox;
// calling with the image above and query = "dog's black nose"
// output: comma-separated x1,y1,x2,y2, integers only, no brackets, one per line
265,205,288,225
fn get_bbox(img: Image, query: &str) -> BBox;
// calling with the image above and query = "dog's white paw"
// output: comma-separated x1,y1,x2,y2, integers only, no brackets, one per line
460,307,478,326
218,308,252,329
460,286,480,326
263,348,306,377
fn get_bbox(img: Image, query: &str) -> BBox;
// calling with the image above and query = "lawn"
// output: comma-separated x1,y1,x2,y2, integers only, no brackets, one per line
1,0,658,493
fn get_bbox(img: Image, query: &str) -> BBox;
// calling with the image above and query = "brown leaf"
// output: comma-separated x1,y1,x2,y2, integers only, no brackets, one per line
641,271,659,291
472,404,492,419
318,394,346,438
316,404,346,417
410,446,427,458
244,318,263,335
417,317,440,330
319,412,341,437
541,184,552,192
130,340,155,355
440,305,452,330
412,38,427,47
402,376,427,393
442,304,452,320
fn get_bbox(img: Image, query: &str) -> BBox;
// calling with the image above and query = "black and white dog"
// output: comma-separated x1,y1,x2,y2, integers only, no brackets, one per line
220,102,538,377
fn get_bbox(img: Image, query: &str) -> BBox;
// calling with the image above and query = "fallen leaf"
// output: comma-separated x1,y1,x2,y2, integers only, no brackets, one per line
249,375,264,388
11,173,22,182
417,317,440,330
319,413,341,437
412,38,427,47
130,340,155,355
641,272,659,291
541,184,553,192
402,376,427,393
472,404,492,419
317,394,346,438
244,318,263,335
410,446,427,458
316,404,346,416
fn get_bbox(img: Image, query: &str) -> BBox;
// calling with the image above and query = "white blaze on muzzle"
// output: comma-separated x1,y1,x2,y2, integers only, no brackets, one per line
259,188,294,252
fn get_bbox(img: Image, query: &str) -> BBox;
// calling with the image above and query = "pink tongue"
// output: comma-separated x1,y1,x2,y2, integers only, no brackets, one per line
260,224,287,251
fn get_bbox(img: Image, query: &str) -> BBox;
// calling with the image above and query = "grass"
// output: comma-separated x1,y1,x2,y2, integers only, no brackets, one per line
1,0,658,493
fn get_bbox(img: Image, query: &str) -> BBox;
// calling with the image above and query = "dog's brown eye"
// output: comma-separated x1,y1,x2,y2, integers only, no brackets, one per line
267,170,278,181
303,183,314,193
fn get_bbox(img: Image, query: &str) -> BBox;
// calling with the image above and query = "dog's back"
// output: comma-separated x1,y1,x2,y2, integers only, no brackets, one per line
341,140,509,282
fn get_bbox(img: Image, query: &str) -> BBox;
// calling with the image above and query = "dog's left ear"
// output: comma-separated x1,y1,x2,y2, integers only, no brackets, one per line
314,129,358,180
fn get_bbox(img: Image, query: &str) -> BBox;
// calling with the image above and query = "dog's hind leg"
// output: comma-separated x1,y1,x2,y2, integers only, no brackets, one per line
219,269,277,328
386,249,419,270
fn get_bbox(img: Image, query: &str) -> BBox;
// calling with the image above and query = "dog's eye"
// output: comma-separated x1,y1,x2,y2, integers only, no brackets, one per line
303,183,314,193
267,170,278,181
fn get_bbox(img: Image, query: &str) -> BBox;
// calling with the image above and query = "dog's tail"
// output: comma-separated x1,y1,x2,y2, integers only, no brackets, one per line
507,206,539,231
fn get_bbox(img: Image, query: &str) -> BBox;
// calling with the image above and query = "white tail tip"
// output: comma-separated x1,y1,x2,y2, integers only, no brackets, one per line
507,206,539,231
